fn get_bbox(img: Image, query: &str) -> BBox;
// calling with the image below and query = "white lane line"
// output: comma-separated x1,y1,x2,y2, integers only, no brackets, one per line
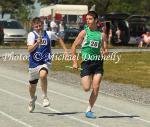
47,89,150,124
0,110,33,127
0,88,100,127
0,74,150,124
49,77,150,106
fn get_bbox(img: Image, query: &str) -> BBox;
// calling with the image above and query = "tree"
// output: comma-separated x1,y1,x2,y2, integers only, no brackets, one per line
0,0,21,18
38,0,57,5
16,5,30,22
38,0,150,16
0,0,34,19
38,0,111,14
140,0,150,15
107,0,150,16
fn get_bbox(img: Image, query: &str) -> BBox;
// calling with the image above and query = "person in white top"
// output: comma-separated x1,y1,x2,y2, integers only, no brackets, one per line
59,21,64,32
138,32,150,47
43,18,48,31
50,20,58,33
58,21,65,40
116,26,121,43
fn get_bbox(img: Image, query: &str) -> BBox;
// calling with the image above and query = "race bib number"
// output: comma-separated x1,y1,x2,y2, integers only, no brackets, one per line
41,38,47,45
89,40,99,48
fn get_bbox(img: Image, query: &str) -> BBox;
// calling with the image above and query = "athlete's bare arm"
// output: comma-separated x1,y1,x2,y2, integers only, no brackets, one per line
27,37,41,53
71,30,86,69
57,37,68,55
101,32,108,56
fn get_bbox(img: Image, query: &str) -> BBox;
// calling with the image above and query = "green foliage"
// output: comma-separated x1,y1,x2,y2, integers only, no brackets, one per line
16,5,30,22
0,0,34,21
38,0,57,5
1,0,149,22
38,0,150,16
0,0,21,13
140,0,150,15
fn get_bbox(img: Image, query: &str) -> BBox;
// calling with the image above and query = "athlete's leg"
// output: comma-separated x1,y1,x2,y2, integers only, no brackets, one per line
89,73,102,109
29,83,37,99
28,66,39,112
28,67,39,99
28,80,38,112
85,73,102,118
39,69,48,97
81,75,94,118
39,69,50,107
81,75,92,92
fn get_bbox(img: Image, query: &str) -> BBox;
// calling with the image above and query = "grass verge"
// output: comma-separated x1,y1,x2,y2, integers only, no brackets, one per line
51,52,150,88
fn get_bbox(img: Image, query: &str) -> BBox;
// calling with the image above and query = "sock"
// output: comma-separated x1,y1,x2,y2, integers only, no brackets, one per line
43,93,47,98
86,105,92,112
30,95,36,101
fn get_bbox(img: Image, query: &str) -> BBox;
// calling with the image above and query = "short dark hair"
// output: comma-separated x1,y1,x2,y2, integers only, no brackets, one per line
32,17,42,24
86,11,98,20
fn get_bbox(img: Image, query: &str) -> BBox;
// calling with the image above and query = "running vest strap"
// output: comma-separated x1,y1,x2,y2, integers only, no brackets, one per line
81,27,102,61
29,31,51,68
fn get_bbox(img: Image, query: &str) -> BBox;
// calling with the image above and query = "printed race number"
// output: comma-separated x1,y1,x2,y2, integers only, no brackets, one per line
89,40,99,48
41,39,47,45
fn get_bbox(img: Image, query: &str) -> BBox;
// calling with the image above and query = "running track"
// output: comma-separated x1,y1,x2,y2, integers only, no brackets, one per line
0,66,150,127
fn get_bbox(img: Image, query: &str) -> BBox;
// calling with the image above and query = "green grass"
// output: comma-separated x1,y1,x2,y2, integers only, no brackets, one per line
51,52,150,88
104,52,150,88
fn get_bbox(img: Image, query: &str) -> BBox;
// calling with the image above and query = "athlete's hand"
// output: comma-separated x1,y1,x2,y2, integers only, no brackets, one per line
64,51,69,61
36,36,42,45
102,49,109,56
72,62,78,70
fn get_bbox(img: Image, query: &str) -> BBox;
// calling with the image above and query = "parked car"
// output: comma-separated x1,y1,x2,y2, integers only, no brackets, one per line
64,27,80,41
0,19,27,44
0,26,4,44
100,12,130,45
63,24,80,42
100,12,150,45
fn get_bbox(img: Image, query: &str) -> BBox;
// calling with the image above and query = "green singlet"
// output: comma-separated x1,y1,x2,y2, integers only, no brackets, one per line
81,26,102,61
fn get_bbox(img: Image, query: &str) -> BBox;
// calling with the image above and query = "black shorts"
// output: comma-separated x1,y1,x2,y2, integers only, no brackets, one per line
80,60,104,78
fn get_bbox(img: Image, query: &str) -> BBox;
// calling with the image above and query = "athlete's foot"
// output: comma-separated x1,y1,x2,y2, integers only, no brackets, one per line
43,96,50,107
28,95,37,113
85,111,96,119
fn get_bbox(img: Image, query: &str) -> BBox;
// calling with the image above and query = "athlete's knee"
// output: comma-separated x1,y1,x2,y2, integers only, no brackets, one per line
40,73,47,80
39,71,47,79
92,87,100,95
29,79,38,85
83,86,90,92
82,81,91,92
39,68,48,79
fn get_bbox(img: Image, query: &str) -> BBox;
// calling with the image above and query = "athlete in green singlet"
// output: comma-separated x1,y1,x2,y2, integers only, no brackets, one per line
71,11,108,118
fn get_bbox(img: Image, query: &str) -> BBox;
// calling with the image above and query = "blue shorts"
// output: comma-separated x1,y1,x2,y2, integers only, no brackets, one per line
80,60,104,78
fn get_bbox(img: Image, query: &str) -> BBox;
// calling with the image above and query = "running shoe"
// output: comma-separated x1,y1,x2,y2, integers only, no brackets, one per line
28,95,37,113
43,96,50,107
85,111,96,119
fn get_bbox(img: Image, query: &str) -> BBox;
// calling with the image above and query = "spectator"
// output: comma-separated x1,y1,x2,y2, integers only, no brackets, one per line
138,32,150,47
116,26,121,43
43,18,48,31
50,19,58,46
105,22,113,44
50,19,58,33
58,21,65,40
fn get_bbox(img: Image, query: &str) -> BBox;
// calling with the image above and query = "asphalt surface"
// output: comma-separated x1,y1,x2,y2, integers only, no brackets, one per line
0,64,150,127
